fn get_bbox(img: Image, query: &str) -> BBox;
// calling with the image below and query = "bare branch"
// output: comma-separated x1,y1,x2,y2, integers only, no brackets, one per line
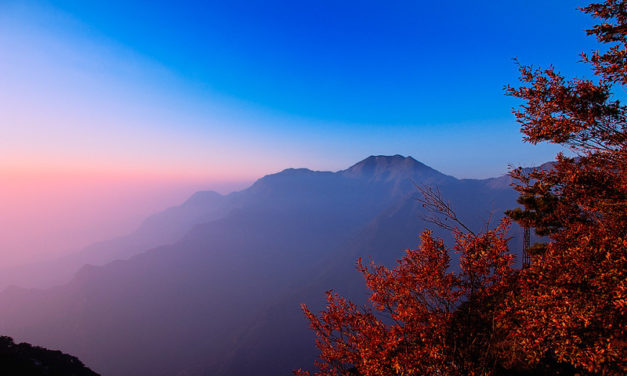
414,184,476,236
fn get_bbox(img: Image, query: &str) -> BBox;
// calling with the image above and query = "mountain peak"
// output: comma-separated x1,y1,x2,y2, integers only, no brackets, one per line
339,155,456,186
342,155,427,176
360,154,410,164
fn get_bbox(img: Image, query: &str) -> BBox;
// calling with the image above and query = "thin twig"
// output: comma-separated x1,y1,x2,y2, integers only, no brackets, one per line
414,183,476,236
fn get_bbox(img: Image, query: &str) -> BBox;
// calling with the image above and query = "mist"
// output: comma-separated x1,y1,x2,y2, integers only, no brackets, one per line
0,172,250,268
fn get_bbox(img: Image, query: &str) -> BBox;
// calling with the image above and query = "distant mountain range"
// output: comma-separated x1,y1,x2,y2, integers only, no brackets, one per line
0,155,528,375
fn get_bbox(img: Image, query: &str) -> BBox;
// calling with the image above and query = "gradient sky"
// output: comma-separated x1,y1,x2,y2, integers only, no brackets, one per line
0,0,599,266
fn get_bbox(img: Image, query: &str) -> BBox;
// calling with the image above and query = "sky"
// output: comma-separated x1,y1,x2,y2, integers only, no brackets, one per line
0,0,600,266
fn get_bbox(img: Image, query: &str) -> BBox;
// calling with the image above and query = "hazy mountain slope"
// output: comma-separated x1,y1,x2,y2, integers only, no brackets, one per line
220,178,521,376
0,155,523,375
0,189,231,290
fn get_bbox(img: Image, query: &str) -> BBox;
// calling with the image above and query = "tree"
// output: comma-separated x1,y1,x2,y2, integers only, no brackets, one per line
297,1,625,375
502,1,626,374
295,220,515,376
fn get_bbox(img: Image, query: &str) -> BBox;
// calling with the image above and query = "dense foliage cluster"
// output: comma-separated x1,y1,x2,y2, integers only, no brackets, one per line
297,2,626,375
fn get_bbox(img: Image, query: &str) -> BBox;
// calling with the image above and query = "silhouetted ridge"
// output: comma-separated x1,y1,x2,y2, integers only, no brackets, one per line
253,168,322,184
247,168,335,195
276,168,317,175
181,190,222,208
0,336,98,375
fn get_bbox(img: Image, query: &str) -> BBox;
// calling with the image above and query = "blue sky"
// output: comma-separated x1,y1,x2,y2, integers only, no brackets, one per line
0,0,607,264
1,0,598,179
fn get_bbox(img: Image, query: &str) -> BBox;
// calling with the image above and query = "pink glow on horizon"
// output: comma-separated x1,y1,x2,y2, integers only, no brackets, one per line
0,171,251,269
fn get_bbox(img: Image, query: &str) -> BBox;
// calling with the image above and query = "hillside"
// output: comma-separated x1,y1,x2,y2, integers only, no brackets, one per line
0,336,98,376
0,155,524,375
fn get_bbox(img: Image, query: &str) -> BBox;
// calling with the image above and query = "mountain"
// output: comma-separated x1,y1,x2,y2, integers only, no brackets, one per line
0,187,232,290
0,156,524,375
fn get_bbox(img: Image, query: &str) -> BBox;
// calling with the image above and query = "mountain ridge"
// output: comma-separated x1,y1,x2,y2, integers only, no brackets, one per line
0,155,516,291
0,155,528,375
341,155,444,179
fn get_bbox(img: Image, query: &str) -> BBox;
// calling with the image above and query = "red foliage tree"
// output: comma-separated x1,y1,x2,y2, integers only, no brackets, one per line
295,221,515,376
298,2,625,375
502,1,626,374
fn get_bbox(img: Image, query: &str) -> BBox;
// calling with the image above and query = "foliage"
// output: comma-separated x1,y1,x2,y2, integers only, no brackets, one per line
298,1,625,375
502,1,626,374
295,222,514,376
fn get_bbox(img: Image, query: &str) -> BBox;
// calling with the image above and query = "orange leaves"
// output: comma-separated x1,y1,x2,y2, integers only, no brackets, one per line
299,2,625,375
455,218,514,295
359,231,461,320
503,220,627,374
502,2,626,372
507,1,626,157
581,0,627,85
506,64,625,156
299,224,517,376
